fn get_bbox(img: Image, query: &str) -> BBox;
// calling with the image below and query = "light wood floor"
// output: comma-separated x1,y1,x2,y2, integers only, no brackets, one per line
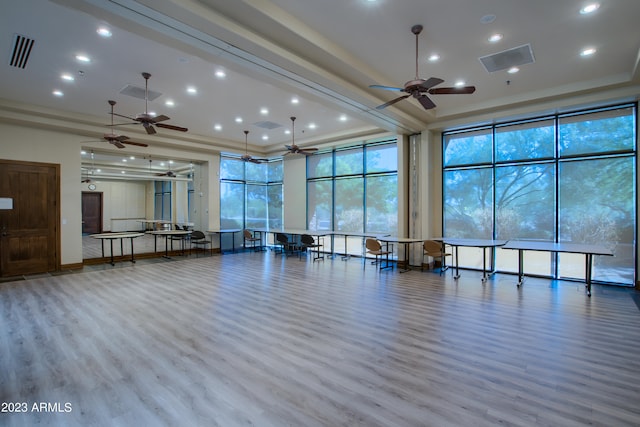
1,252,640,426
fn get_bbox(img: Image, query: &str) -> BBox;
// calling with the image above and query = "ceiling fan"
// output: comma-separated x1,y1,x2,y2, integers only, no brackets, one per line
102,100,148,149
111,72,188,135
241,131,267,163
369,24,476,110
283,116,318,155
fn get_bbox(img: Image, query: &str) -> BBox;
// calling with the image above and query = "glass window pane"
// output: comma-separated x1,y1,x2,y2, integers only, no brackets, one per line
444,129,492,167
495,163,556,240
335,147,363,176
366,174,398,235
559,157,635,284
335,177,363,232
220,157,244,180
220,182,243,229
559,107,635,157
246,162,267,182
443,168,494,238
268,160,283,182
366,143,397,173
307,152,333,178
495,119,555,162
246,184,267,228
494,163,556,275
307,180,333,230
267,184,283,229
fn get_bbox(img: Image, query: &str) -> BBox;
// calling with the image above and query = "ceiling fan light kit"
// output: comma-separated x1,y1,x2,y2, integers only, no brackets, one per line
369,24,476,110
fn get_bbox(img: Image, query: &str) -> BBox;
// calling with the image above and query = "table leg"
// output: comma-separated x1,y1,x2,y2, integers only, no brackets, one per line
109,239,115,266
453,246,460,280
130,238,136,263
586,254,593,297
341,235,350,260
481,247,488,282
516,249,525,287
399,243,411,273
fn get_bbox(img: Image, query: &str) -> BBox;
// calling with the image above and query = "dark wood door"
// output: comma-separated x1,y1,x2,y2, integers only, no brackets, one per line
0,160,60,277
82,192,102,234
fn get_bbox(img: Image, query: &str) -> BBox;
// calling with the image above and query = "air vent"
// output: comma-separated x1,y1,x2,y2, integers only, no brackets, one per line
9,34,35,69
119,84,162,101
253,121,282,130
479,44,535,73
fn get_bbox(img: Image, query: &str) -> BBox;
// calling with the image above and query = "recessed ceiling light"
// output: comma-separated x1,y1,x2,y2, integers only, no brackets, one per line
284,129,291,135
488,33,503,43
214,124,222,131
428,54,440,62
122,159,127,163
339,114,347,122
61,73,74,82
75,54,90,63
580,3,600,14
215,70,226,78
165,100,175,107
129,156,135,160
52,90,63,97
507,67,520,74
235,117,243,123
581,47,597,56
97,27,112,38
480,14,496,24
121,171,126,174
454,80,466,87
81,150,87,155
262,135,269,140
291,97,299,104
260,108,269,115
148,111,157,117
186,86,197,94
308,123,317,129
160,162,166,167
169,160,174,165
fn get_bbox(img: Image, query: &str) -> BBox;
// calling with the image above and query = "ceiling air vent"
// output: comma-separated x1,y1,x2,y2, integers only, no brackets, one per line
119,84,162,101
479,44,535,73
9,34,35,69
253,121,282,130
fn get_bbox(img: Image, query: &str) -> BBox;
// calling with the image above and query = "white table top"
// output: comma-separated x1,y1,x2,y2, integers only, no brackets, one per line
502,240,613,256
90,232,146,239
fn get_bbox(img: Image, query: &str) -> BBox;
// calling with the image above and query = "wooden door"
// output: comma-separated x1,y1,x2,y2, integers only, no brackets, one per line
0,160,60,277
82,192,102,234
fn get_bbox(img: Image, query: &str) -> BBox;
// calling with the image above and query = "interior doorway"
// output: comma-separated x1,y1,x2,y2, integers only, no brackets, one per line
0,159,60,277
82,191,102,234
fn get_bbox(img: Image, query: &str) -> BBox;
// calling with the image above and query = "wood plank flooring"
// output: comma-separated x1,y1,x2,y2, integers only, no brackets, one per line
1,252,640,426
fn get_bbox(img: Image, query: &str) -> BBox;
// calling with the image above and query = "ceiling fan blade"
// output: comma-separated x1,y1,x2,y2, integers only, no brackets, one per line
156,123,188,132
375,94,410,110
420,77,445,90
142,122,156,135
152,114,170,123
111,112,136,121
417,95,436,110
110,140,126,149
121,140,149,147
114,135,130,142
299,147,318,153
369,84,404,92
429,86,476,95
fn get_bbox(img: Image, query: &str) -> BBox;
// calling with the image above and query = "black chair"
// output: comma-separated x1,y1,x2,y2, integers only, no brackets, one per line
190,231,211,256
300,234,324,261
275,233,298,257
169,224,187,255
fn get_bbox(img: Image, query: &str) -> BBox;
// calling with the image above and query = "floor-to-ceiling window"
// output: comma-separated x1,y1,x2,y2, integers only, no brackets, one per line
220,157,283,245
442,103,636,285
307,140,398,256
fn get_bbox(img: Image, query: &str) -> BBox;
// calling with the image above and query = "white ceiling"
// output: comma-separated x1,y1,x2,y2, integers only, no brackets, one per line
1,0,639,172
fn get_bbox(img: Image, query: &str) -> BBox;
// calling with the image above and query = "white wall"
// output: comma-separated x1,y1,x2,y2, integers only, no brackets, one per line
283,156,307,229
86,180,146,232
